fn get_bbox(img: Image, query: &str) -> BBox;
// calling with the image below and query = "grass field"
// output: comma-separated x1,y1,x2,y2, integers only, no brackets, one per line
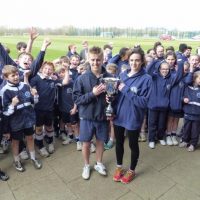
1,35,200,61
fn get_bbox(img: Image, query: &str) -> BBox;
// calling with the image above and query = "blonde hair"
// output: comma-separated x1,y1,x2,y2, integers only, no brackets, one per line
55,65,65,74
2,65,18,78
41,61,55,71
60,56,70,64
18,52,33,61
52,58,61,66
106,63,117,74
193,71,200,82
121,64,129,72
89,46,103,58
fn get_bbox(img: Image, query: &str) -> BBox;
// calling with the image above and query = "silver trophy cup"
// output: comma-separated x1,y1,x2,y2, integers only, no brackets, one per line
103,77,120,117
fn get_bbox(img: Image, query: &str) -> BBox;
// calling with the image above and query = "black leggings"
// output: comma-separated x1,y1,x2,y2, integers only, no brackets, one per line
114,125,139,171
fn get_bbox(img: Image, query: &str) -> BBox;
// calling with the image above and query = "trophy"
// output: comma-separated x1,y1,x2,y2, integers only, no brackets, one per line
103,77,120,117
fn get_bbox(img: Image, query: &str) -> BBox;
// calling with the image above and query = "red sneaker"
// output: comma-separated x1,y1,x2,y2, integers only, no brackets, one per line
121,170,135,184
113,167,125,182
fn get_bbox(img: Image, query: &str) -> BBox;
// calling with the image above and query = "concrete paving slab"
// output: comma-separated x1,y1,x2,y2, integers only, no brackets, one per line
47,150,83,183
178,149,200,165
13,173,77,200
7,159,54,190
118,191,143,200
160,155,200,196
45,139,77,161
126,163,176,200
67,173,129,200
139,142,184,171
0,191,15,200
0,181,11,195
157,184,200,200
1,125,200,200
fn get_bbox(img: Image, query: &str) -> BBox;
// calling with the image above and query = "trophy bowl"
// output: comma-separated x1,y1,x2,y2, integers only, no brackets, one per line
103,77,120,117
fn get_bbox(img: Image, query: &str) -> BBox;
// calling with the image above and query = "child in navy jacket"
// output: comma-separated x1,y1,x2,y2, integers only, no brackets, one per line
0,39,51,160
57,65,79,146
179,71,200,151
166,61,190,146
1,65,42,172
108,47,130,75
30,61,69,157
146,60,184,149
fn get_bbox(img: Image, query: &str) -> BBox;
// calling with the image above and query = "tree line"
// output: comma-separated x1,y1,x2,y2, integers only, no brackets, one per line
1,26,200,38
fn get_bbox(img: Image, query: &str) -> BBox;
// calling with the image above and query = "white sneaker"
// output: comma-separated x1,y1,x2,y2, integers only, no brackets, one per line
166,136,173,146
179,141,188,148
139,132,146,142
94,163,107,176
19,149,29,160
77,141,82,151
187,144,195,152
90,142,96,153
61,133,68,141
48,143,55,154
149,142,155,149
82,165,90,180
62,137,72,145
171,136,178,146
31,158,42,169
39,147,49,157
159,140,166,146
0,146,4,154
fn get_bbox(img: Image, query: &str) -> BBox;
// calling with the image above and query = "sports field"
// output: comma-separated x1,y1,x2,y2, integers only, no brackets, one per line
1,35,200,61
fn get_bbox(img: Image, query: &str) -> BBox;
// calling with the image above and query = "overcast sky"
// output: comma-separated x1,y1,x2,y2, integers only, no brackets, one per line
1,0,200,31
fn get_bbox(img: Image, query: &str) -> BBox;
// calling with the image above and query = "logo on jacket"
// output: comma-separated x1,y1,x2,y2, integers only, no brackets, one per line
179,81,184,88
197,93,200,98
24,91,31,98
50,82,55,88
166,84,171,90
67,88,73,94
130,86,138,94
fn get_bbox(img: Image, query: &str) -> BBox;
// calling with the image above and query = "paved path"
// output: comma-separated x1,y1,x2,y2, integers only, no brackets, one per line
1,133,200,200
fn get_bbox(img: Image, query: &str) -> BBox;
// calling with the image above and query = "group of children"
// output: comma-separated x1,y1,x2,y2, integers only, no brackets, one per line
0,33,200,184
145,43,200,152
0,32,53,178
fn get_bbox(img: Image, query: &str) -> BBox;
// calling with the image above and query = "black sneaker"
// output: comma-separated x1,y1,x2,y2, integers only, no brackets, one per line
14,161,25,172
31,159,42,169
0,170,9,181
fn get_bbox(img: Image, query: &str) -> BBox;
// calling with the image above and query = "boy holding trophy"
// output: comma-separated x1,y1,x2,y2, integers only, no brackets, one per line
73,46,111,180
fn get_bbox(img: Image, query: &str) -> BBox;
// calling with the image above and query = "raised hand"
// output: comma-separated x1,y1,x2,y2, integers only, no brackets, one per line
41,38,51,51
29,27,39,41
